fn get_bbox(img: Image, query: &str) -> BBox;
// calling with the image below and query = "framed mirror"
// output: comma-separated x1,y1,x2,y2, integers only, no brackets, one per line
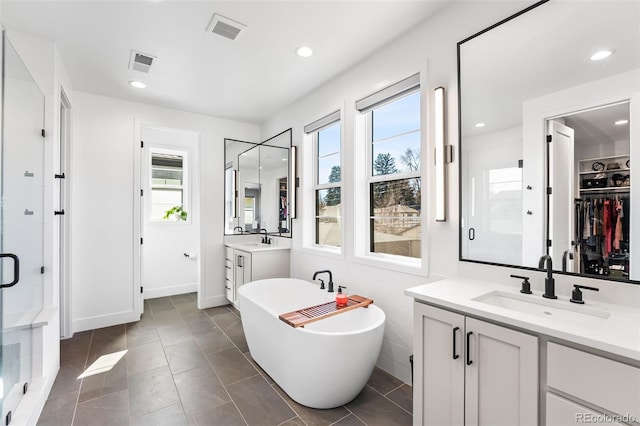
224,129,292,237
458,0,639,282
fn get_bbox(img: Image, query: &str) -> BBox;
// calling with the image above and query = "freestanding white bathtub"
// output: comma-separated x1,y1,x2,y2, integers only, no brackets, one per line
238,278,385,409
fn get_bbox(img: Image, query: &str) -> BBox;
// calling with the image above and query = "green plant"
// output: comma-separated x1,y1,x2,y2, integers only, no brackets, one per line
163,205,187,221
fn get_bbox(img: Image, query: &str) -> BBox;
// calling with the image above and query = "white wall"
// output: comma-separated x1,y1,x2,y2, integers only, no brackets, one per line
71,92,259,331
259,1,535,383
260,1,640,383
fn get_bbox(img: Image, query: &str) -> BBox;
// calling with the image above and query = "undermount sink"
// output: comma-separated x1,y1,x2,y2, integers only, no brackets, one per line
473,291,611,328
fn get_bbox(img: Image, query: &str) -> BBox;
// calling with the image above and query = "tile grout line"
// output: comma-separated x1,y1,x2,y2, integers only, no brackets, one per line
368,383,413,416
209,306,305,425
195,304,251,426
268,383,310,426
384,383,406,396
162,295,220,425
69,329,93,426
328,413,353,426
276,415,300,426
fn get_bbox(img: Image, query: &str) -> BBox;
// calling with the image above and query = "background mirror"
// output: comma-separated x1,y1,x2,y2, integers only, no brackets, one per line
224,129,292,237
459,0,639,282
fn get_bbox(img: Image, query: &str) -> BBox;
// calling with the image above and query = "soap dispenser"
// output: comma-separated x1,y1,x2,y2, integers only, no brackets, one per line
336,285,348,307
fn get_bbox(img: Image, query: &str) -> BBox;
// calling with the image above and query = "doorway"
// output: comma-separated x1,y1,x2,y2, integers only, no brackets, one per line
137,126,200,314
547,102,632,279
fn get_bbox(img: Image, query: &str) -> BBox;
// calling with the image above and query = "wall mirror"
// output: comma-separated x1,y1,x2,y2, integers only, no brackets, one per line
459,0,639,282
224,129,292,237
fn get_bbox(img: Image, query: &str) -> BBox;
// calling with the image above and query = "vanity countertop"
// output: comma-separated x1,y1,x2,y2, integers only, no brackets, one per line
406,278,640,361
225,242,291,253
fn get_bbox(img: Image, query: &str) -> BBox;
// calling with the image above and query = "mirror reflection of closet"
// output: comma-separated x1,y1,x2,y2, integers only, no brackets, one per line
548,102,631,280
458,0,639,284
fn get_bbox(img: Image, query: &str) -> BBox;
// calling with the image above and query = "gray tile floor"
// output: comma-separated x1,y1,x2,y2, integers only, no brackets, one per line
37,293,413,426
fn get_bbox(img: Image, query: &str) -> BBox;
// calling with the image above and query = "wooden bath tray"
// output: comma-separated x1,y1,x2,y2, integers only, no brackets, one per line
279,295,373,328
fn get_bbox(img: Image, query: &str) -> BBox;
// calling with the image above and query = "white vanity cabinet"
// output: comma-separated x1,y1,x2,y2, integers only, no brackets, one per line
224,244,290,307
224,247,235,302
413,302,538,426
546,342,640,426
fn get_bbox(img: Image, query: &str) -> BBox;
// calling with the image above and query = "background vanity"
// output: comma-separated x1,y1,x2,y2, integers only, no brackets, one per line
223,129,293,307
224,129,293,237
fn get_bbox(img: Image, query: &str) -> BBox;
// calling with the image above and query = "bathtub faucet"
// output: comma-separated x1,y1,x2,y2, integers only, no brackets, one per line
312,270,334,292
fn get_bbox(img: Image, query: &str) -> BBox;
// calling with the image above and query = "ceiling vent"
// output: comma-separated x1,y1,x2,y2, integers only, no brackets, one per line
206,13,246,41
129,51,156,74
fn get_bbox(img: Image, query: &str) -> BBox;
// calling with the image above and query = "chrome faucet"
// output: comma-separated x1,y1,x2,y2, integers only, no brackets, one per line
312,270,334,292
538,255,557,299
233,226,243,234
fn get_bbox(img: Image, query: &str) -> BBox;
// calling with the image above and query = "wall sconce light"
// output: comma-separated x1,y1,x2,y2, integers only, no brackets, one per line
232,169,237,218
434,86,452,222
290,145,297,219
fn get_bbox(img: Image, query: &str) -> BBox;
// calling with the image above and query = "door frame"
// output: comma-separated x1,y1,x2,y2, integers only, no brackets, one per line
59,87,73,338
522,70,639,272
133,121,202,318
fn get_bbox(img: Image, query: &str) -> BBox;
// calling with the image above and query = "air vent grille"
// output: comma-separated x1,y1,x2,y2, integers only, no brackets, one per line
129,51,156,73
206,13,246,41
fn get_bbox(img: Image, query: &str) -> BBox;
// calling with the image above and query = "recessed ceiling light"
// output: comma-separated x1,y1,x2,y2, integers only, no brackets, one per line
296,46,313,58
128,80,146,89
475,122,485,128
615,119,629,125
590,50,613,61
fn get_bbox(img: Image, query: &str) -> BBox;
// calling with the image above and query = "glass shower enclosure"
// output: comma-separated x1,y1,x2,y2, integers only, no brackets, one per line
0,32,45,422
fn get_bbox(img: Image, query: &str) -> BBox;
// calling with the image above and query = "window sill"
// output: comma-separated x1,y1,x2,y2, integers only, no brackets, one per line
351,252,425,276
301,245,344,260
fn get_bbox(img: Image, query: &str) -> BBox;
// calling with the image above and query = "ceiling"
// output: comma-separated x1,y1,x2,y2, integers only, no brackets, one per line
460,0,639,138
1,1,448,124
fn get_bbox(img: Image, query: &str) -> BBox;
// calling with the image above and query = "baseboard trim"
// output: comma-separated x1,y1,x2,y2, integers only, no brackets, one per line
199,294,230,309
73,310,140,333
143,282,197,300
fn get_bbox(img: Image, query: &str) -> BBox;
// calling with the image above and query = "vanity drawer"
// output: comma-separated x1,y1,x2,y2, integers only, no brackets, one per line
225,247,234,261
547,342,640,418
225,260,233,280
546,393,626,426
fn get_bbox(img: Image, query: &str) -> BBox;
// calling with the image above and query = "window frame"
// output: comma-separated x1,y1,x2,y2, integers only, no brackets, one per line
362,86,424,267
149,148,190,223
313,120,343,250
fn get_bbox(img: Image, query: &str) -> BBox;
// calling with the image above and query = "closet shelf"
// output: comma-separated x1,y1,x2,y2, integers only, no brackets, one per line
579,168,630,175
579,187,630,193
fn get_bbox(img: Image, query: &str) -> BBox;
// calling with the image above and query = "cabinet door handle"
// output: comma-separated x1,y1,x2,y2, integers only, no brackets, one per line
452,326,460,360
237,255,243,267
466,331,473,365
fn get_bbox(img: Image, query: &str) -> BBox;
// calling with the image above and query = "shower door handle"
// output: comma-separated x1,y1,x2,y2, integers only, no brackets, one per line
468,227,475,241
0,253,20,288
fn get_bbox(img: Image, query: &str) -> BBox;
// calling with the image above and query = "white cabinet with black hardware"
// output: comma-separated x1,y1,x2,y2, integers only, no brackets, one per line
546,342,640,426
224,245,290,308
413,302,538,426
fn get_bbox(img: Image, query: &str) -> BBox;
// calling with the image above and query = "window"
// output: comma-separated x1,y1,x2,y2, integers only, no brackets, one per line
315,122,341,247
362,82,421,259
305,111,341,248
150,151,186,220
488,167,522,234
